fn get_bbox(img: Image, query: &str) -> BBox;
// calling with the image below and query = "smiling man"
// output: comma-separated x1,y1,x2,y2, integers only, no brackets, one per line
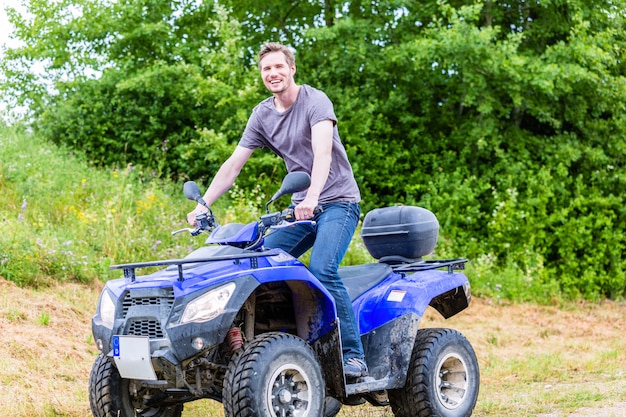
187,42,368,385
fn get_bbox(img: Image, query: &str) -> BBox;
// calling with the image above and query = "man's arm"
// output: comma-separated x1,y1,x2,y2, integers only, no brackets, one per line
187,145,254,225
295,119,333,220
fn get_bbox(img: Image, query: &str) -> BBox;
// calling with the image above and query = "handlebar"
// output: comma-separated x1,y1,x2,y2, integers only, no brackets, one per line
172,211,219,237
172,206,322,237
260,206,323,228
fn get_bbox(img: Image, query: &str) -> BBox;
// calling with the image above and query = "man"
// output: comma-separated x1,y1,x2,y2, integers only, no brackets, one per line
187,42,368,380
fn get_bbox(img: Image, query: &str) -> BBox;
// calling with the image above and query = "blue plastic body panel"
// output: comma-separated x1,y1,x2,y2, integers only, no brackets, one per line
204,221,259,245
353,268,469,334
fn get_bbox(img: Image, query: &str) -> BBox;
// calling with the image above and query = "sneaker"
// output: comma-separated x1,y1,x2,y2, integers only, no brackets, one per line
323,396,342,417
365,390,389,406
343,395,366,405
343,357,368,378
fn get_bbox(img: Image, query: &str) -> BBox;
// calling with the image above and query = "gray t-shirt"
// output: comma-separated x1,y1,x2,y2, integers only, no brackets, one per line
239,84,361,204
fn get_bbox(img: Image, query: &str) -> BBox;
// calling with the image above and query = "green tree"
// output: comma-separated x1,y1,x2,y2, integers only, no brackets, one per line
1,0,268,181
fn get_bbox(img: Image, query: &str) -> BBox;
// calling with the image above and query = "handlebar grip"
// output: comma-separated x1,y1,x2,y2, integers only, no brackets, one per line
281,206,323,222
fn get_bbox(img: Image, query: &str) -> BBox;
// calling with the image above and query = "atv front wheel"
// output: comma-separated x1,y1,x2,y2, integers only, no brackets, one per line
89,352,183,417
223,332,325,417
388,328,479,417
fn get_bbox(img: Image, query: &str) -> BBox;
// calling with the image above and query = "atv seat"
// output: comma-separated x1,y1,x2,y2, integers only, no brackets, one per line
339,263,393,301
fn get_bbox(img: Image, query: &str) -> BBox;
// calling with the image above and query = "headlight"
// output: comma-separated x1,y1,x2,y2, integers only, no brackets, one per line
180,282,236,324
99,289,116,329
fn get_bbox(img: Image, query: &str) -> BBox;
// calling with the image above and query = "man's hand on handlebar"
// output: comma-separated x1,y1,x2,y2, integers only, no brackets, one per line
294,198,322,220
178,205,217,236
187,205,208,226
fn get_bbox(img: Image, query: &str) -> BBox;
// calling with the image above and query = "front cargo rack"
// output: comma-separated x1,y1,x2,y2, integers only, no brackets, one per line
110,250,282,282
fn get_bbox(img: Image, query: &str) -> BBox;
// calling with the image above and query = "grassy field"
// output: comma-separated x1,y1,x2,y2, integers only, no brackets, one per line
1,278,625,417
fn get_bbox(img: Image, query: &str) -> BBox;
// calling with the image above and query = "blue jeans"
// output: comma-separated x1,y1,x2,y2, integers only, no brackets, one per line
264,202,364,360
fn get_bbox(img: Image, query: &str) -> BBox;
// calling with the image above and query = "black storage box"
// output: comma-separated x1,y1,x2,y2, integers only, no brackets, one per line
361,206,439,263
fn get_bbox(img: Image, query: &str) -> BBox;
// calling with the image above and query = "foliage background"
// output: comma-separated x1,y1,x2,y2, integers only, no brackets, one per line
1,0,625,300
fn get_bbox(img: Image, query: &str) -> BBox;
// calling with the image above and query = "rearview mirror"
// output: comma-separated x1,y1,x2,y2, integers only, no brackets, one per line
266,172,311,211
184,181,208,208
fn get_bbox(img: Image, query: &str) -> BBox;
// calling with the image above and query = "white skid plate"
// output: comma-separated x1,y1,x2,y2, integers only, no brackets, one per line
112,335,157,380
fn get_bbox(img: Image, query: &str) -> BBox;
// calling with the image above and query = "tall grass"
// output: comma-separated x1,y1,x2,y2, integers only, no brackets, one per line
0,125,198,286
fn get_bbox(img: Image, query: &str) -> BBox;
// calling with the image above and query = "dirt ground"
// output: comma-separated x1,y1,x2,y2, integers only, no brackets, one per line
420,296,626,417
539,403,626,417
0,277,625,416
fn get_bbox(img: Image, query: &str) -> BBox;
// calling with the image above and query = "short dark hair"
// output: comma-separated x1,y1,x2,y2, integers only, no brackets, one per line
258,42,295,70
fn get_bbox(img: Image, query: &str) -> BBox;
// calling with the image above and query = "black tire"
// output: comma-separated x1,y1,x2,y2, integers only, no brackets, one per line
223,332,325,417
88,352,183,417
388,328,479,417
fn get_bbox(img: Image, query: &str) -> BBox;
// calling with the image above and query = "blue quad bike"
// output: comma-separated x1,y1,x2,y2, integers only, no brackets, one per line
89,172,479,417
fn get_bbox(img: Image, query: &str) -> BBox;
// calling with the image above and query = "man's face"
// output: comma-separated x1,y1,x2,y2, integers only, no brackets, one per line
260,51,295,94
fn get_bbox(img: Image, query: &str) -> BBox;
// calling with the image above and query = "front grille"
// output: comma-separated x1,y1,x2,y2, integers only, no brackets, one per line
120,287,174,339
121,288,175,318
128,319,164,338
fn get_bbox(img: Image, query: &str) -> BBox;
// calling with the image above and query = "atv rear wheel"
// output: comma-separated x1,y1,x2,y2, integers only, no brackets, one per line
89,352,183,417
223,332,325,417
388,328,479,417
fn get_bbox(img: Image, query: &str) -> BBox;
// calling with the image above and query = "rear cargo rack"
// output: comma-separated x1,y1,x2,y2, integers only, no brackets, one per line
110,250,282,282
388,258,468,274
